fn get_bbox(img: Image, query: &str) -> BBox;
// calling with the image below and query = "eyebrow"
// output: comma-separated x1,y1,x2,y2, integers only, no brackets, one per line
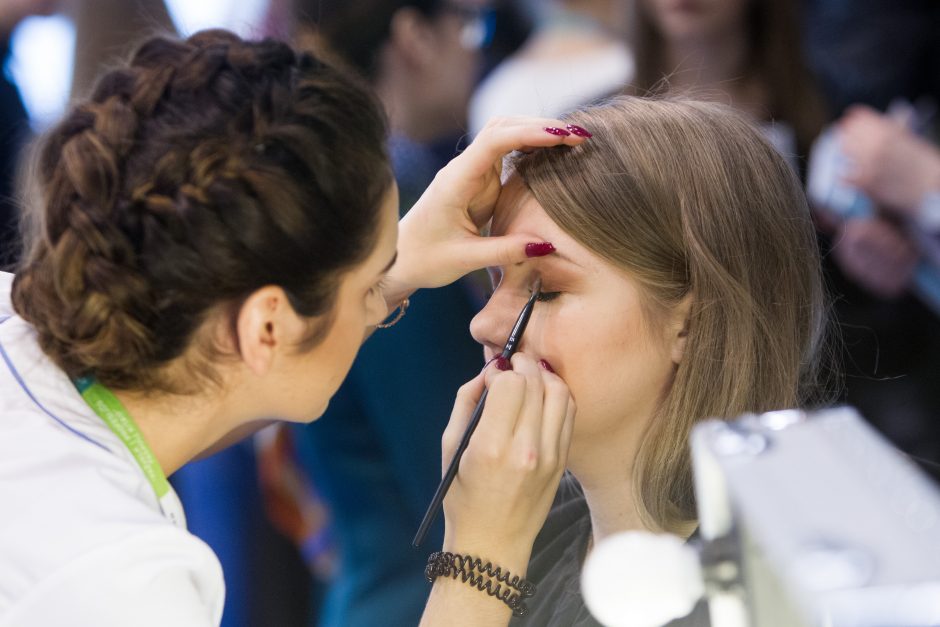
514,249,582,269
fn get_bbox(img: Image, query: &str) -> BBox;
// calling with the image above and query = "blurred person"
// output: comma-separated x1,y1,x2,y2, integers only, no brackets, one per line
288,2,502,625
468,0,633,136
808,100,940,464
0,0,59,266
297,0,493,207
630,0,826,165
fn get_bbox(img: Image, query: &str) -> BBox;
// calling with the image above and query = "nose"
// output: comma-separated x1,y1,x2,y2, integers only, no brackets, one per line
470,286,529,358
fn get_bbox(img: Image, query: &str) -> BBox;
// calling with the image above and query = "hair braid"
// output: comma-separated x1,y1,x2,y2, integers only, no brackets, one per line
13,30,390,391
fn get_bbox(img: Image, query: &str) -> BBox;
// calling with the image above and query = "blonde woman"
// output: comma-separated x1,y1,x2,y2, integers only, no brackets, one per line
421,97,829,626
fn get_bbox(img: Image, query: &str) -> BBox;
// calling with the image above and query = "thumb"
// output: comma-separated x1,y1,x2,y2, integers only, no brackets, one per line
453,232,557,274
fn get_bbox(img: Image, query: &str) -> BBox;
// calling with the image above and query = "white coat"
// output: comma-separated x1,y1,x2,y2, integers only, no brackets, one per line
0,272,225,626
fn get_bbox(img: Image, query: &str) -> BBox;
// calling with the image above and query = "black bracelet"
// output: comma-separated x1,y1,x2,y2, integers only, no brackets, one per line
425,551,536,617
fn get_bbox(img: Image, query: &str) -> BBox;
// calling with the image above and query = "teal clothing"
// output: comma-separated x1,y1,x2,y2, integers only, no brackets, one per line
294,282,483,626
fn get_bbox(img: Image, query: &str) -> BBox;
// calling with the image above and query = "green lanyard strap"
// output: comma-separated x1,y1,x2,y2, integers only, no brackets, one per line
74,376,171,499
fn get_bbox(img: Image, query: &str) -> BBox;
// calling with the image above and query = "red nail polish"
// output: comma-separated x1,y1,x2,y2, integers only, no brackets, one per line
538,359,555,373
544,126,571,136
565,124,592,138
495,355,512,371
525,242,556,257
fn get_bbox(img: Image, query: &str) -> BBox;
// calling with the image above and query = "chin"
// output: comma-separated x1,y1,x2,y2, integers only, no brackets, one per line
306,399,330,423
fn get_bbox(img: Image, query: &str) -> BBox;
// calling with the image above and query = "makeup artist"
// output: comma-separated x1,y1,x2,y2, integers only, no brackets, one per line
0,31,583,626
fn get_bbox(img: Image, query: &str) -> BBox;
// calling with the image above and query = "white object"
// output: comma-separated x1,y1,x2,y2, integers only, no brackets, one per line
691,408,940,627
469,41,634,136
0,272,224,627
164,0,269,37
582,531,704,627
9,14,75,131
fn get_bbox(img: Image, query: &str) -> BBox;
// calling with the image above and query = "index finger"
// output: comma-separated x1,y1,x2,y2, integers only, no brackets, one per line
460,117,592,178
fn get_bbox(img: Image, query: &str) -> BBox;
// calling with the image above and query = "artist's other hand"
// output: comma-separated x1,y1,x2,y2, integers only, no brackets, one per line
832,217,918,299
440,353,575,571
839,105,940,216
383,118,589,304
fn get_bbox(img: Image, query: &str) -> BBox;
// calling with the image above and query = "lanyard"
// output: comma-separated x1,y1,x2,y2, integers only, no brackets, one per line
74,376,186,528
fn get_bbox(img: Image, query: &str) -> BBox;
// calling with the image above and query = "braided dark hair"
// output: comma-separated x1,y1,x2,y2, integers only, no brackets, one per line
12,29,391,391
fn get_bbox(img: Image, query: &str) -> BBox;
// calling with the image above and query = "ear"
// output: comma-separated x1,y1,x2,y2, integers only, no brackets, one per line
236,286,297,377
669,293,694,366
387,6,436,69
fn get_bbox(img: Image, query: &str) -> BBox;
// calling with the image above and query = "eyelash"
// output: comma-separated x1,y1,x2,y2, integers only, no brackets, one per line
535,290,561,303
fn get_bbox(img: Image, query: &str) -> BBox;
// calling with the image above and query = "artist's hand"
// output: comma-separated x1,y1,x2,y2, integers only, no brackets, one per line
439,353,576,570
832,217,918,299
839,105,940,216
383,118,590,305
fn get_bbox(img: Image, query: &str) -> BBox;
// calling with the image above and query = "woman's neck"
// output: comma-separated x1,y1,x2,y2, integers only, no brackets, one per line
568,430,648,546
580,469,647,545
112,385,240,477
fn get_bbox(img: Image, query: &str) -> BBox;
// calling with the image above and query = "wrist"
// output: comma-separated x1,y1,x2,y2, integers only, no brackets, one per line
442,538,533,578
426,549,537,618
380,276,415,313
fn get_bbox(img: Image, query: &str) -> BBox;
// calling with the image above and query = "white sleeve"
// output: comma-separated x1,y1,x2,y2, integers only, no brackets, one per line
0,527,225,627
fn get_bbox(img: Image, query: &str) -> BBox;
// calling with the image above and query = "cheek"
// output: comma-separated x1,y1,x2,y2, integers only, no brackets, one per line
330,313,366,379
538,301,674,438
313,305,367,394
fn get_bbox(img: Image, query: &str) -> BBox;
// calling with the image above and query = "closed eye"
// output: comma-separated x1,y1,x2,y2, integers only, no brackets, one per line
535,291,561,302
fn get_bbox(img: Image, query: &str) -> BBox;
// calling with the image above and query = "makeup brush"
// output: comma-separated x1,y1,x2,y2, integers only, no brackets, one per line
413,278,542,547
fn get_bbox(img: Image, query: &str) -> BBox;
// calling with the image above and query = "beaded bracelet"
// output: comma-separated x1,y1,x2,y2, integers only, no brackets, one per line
425,551,536,617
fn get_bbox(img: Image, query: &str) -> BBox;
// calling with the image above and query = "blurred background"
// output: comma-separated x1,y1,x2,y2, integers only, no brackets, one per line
2,1,938,626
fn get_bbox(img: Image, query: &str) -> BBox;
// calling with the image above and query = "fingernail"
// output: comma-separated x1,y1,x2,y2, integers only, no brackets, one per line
565,124,592,138
544,126,571,136
538,359,555,373
495,355,512,371
525,242,556,257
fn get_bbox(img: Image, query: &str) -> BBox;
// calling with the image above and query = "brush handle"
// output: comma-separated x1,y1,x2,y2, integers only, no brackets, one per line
413,387,490,547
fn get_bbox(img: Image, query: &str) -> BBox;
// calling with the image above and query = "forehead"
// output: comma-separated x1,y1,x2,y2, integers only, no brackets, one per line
492,177,626,285
492,177,567,240
491,177,601,272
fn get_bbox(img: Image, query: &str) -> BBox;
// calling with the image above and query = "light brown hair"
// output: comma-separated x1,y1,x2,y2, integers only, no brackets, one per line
515,96,832,533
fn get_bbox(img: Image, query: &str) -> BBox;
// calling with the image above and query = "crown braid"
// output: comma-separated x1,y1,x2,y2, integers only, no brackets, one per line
13,30,390,391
